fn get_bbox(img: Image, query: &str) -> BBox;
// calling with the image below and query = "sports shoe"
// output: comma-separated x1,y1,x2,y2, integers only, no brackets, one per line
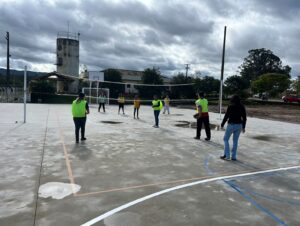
194,137,200,140
205,138,210,141
153,125,159,128
81,137,87,141
220,155,230,161
231,158,237,161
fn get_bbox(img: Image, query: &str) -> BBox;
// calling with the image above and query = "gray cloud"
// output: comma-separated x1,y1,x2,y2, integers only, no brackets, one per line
0,0,299,78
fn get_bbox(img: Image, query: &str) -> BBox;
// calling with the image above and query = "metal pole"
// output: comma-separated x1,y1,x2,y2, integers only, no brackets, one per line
89,80,92,104
24,66,27,123
219,26,227,119
96,81,99,104
6,32,10,102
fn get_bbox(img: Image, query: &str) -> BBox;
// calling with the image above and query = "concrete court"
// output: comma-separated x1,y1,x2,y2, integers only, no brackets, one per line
0,103,299,226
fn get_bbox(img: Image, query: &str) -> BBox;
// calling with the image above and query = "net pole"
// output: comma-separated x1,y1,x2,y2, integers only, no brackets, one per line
23,66,27,123
89,80,92,104
219,26,227,120
96,81,99,104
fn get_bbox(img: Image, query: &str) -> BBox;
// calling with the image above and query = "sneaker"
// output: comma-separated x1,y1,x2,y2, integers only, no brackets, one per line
81,137,87,141
205,138,210,141
220,155,230,161
76,140,79,143
194,137,200,140
231,158,237,161
153,125,158,128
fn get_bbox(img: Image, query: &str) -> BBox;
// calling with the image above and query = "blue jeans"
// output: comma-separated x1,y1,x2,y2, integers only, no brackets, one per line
154,110,160,126
223,123,242,159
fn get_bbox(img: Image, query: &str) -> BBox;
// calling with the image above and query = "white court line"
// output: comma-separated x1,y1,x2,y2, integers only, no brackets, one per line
81,165,300,226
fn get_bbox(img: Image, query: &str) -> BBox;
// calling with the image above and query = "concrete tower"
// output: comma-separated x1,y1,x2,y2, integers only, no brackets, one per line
56,32,79,93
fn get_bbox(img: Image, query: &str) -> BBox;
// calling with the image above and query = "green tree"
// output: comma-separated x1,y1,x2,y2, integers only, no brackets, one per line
136,68,164,99
291,77,300,94
170,73,194,99
240,48,291,84
193,76,220,96
224,75,249,97
251,73,291,97
103,69,124,98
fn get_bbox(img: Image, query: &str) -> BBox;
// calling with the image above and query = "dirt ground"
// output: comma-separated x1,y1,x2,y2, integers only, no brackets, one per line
209,104,300,124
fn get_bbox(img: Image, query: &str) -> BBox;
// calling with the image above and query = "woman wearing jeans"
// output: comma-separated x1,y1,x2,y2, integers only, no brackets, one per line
220,95,247,161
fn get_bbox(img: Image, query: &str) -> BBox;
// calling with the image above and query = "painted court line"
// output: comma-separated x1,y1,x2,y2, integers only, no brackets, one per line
56,113,77,195
81,165,300,226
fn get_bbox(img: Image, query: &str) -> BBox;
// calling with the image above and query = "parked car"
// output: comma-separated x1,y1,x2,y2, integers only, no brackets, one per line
282,95,300,103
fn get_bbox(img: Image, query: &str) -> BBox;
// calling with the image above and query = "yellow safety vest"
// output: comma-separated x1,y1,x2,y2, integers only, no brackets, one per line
195,98,208,113
152,100,163,111
72,100,87,117
118,97,125,103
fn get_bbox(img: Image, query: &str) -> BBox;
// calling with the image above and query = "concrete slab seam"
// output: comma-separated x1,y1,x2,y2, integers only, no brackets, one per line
33,108,49,226
81,165,300,226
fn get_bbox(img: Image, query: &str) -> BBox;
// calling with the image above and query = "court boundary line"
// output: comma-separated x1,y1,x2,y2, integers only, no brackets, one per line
81,165,300,226
56,113,77,195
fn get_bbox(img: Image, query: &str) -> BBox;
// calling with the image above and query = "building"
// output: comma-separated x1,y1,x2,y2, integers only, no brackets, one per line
56,32,80,93
102,68,171,94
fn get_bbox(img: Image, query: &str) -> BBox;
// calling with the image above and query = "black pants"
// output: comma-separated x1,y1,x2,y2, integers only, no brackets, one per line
134,107,139,118
118,103,124,113
98,103,105,112
196,116,211,139
73,117,86,141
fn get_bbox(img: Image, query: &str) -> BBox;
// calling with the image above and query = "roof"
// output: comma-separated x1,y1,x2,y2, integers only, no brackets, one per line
32,71,79,81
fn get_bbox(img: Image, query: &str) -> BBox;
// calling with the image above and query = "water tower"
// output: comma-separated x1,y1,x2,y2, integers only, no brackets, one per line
56,32,80,93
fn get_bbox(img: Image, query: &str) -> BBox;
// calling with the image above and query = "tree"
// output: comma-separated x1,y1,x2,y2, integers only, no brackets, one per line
291,77,300,94
136,68,164,99
193,76,220,96
103,69,124,98
251,73,291,97
170,73,194,99
240,48,291,84
224,75,249,97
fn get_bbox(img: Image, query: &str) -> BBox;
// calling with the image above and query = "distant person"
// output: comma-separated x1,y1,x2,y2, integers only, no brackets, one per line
194,92,211,141
72,93,89,143
118,93,125,114
163,95,170,114
98,92,106,112
152,95,163,128
133,95,141,119
220,95,247,161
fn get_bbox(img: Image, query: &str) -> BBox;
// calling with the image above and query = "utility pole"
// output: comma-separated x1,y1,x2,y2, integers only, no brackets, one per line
219,26,227,119
6,31,10,87
185,64,190,79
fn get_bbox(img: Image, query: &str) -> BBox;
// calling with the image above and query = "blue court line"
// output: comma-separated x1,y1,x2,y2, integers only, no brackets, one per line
230,183,300,207
225,180,288,226
204,155,214,175
203,156,290,225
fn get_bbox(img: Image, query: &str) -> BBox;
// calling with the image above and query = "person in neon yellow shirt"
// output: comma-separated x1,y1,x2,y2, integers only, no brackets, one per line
152,95,163,128
133,95,141,119
163,95,170,114
118,93,125,114
72,93,90,143
194,92,211,141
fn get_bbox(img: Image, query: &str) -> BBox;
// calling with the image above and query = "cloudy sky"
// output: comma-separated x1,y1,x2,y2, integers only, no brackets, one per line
0,0,299,78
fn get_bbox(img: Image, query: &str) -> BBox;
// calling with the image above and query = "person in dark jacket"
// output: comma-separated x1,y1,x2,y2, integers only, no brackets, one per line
220,95,247,161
